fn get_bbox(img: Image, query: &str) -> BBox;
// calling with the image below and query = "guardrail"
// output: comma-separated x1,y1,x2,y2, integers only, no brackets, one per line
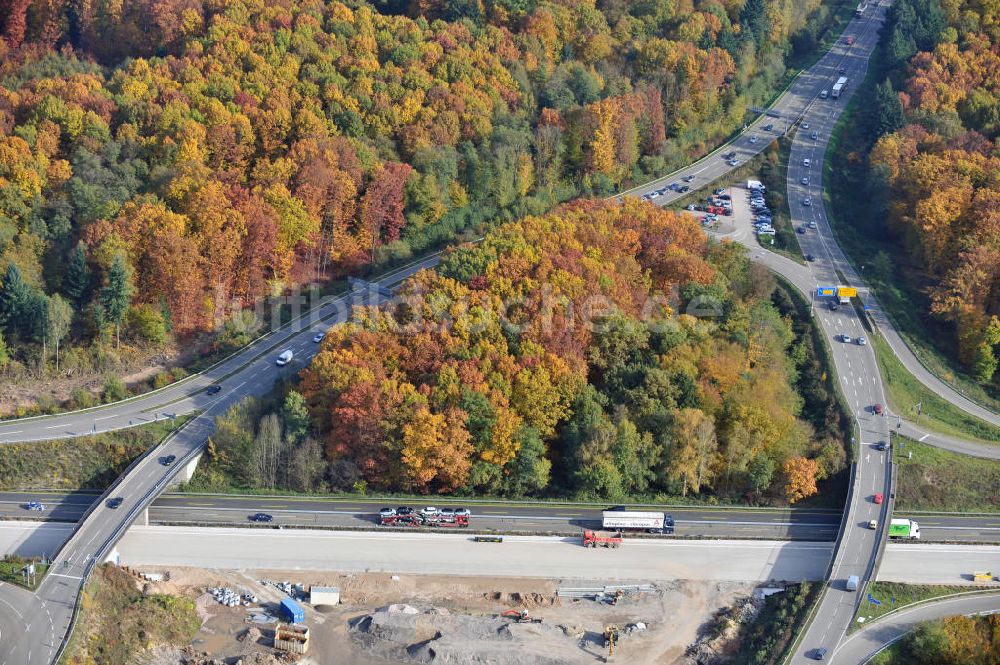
0,251,440,429
49,416,206,664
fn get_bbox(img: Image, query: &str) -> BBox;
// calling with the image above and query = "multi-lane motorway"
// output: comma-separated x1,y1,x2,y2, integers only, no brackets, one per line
3,491,1000,543
0,1,997,663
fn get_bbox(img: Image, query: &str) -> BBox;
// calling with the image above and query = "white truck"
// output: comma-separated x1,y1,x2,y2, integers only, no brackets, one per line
889,518,921,539
831,77,848,99
602,510,672,534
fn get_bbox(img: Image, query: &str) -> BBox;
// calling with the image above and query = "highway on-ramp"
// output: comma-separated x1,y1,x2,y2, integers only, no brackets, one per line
835,591,1000,664
0,1,996,663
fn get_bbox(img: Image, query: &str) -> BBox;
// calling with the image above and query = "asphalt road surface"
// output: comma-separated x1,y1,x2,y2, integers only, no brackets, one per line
0,258,437,665
835,591,1000,664
0,1,996,663
3,522,995,589
3,491,1000,543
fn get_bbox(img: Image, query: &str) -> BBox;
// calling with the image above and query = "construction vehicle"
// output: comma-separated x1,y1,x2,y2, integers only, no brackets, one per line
603,625,621,659
584,530,623,548
500,609,543,623
380,513,470,528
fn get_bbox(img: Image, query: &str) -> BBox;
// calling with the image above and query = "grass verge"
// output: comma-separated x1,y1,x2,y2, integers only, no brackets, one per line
823,43,1000,415
852,583,980,628
60,564,200,665
0,416,191,491
758,136,805,263
0,555,49,590
891,436,1000,513
871,333,999,444
729,582,821,665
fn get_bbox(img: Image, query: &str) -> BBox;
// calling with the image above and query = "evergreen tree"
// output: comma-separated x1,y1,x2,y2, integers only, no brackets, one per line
873,79,905,139
100,254,134,347
63,243,91,306
0,263,29,335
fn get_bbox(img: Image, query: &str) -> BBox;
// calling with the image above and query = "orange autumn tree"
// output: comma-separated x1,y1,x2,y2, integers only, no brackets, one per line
783,456,819,504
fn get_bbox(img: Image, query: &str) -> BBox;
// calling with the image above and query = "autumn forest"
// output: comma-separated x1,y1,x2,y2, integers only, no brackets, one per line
0,0,854,501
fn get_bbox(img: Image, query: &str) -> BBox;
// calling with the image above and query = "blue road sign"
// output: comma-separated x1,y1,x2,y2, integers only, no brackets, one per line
867,594,881,606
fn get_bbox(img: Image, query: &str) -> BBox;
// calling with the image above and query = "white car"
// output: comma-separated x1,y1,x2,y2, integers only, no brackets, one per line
420,506,439,517
840,334,852,343
749,135,759,144
808,221,817,229
650,191,661,199
803,158,811,167
275,350,294,366
811,131,819,140
802,122,810,129
801,176,809,185
312,332,325,343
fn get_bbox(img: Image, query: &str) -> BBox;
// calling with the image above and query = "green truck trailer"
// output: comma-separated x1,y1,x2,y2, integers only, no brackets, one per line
889,518,920,539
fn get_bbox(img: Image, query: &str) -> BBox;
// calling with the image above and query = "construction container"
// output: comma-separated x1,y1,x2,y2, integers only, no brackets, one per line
274,624,309,654
310,586,340,605
281,597,305,623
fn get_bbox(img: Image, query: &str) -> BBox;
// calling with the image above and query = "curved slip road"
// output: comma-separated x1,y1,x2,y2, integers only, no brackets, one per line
0,1,995,663
835,592,1000,664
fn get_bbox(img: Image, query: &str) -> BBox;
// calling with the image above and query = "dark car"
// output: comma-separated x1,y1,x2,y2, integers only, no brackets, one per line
396,506,413,516
813,647,828,661
797,227,806,234
249,512,273,522
875,441,887,451
873,403,884,415
161,454,177,466
828,301,838,311
664,515,675,534
682,175,695,182
107,497,124,509
678,186,690,193
205,385,222,395
606,505,626,512
806,253,815,262
762,123,773,131
723,151,737,160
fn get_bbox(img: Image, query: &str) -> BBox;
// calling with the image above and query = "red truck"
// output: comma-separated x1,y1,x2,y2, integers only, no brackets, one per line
583,530,623,548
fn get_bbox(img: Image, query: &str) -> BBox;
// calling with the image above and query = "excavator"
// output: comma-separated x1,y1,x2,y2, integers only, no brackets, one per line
500,609,543,623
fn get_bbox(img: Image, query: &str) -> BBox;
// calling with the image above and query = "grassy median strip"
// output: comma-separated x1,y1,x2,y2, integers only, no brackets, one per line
871,333,999,444
852,583,982,628
0,555,49,590
823,43,1000,418
892,437,1000,513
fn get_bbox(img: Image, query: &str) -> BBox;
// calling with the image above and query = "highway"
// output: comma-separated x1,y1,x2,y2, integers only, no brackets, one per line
835,592,1000,664
0,257,439,444
2,522,997,588
4,491,1000,543
641,1,995,661
0,258,437,665
0,1,997,663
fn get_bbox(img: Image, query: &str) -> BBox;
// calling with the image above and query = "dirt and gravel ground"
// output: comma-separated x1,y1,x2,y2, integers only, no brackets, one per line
130,566,755,665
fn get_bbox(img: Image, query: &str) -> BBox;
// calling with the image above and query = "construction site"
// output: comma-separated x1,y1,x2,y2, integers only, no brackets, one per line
118,565,764,665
